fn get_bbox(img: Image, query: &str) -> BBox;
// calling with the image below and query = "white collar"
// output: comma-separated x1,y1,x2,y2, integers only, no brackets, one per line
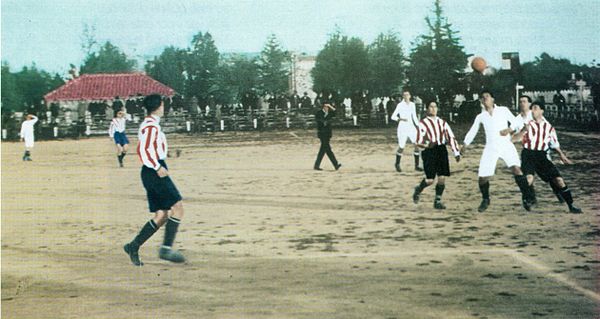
148,114,161,123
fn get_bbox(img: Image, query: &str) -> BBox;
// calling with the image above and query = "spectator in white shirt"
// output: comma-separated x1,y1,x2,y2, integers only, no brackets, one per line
20,114,38,161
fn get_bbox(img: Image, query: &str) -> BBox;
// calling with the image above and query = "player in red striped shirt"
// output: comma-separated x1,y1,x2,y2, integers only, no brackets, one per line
123,94,186,266
514,101,582,213
412,101,461,209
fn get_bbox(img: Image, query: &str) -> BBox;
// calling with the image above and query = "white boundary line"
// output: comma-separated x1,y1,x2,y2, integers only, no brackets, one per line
234,248,600,302
502,250,600,302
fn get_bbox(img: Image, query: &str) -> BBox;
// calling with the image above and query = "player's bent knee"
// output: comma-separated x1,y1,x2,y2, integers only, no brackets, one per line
554,177,566,188
171,201,184,218
425,179,435,185
526,174,535,184
153,211,169,226
511,166,523,175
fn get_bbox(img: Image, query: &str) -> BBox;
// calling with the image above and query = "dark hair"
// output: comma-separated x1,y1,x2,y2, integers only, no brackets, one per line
531,101,545,110
143,94,163,114
519,95,532,103
426,100,438,107
479,89,494,98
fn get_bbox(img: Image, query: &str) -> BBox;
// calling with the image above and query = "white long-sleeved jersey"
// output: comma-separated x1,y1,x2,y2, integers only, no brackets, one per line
20,116,38,140
512,111,533,133
463,105,518,147
391,100,419,127
108,117,126,138
137,115,168,170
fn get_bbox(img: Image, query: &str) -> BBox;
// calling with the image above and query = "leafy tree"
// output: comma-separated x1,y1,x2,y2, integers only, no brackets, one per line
406,0,468,111
521,52,582,91
145,46,187,94
488,70,518,106
219,55,260,102
312,31,369,97
1,62,63,112
340,37,369,97
258,34,290,94
312,31,344,95
80,41,137,74
1,62,23,111
367,32,406,97
185,31,220,106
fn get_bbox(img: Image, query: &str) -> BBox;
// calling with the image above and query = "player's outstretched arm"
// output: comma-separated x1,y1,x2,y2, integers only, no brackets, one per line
390,104,401,122
463,114,481,148
511,127,527,143
554,148,573,165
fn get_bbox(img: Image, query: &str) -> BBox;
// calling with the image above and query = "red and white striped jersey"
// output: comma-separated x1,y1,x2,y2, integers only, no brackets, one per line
137,115,168,170
108,117,126,137
416,116,461,156
522,119,560,151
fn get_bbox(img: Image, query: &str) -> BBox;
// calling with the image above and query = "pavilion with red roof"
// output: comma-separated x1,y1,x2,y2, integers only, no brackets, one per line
44,73,176,104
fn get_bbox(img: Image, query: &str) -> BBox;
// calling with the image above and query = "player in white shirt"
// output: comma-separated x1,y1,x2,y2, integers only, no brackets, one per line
108,109,129,167
461,90,534,212
20,114,38,161
390,90,421,172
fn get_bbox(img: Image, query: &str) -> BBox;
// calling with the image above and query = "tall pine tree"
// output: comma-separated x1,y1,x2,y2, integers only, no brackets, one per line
258,34,290,94
406,0,468,113
367,32,406,97
80,41,137,74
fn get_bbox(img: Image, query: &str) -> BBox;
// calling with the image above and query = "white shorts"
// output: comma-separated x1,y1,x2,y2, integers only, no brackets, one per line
478,142,521,177
24,137,34,148
397,123,417,149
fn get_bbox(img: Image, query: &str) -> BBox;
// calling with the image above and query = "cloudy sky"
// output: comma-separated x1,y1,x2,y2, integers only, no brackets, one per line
2,0,599,74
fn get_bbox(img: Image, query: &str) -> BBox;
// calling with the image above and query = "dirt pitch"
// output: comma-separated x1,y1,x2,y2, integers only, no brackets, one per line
2,128,599,319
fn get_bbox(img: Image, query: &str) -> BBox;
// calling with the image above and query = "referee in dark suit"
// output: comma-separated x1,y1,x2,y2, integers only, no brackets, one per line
314,102,342,171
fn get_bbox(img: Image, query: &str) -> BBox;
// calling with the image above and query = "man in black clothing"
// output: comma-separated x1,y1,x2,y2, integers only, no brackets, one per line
553,90,566,113
314,103,342,171
300,92,312,109
289,90,301,109
113,96,124,114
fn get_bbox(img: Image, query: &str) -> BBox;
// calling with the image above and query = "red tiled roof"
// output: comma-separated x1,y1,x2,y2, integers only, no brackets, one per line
44,73,176,102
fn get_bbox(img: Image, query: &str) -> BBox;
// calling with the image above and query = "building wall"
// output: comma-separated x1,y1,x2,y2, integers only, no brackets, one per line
290,55,316,99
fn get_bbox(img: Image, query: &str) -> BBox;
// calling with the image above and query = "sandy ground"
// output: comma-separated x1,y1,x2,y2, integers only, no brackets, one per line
2,127,599,319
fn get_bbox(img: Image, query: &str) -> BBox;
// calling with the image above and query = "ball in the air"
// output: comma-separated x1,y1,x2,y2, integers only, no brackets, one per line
471,57,487,73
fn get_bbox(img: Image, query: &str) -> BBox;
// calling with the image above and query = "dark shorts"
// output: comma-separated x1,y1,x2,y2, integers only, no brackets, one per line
114,131,129,146
141,160,182,212
422,144,450,179
521,149,561,182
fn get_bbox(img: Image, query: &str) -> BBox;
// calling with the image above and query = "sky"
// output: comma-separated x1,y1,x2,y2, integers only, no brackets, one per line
2,0,599,75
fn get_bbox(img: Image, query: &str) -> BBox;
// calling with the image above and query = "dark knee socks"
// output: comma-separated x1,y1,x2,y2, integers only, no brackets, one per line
415,178,429,194
479,181,490,200
550,182,565,202
414,152,420,168
162,217,181,248
435,184,445,202
558,185,575,207
118,152,126,164
514,175,532,201
131,220,158,248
